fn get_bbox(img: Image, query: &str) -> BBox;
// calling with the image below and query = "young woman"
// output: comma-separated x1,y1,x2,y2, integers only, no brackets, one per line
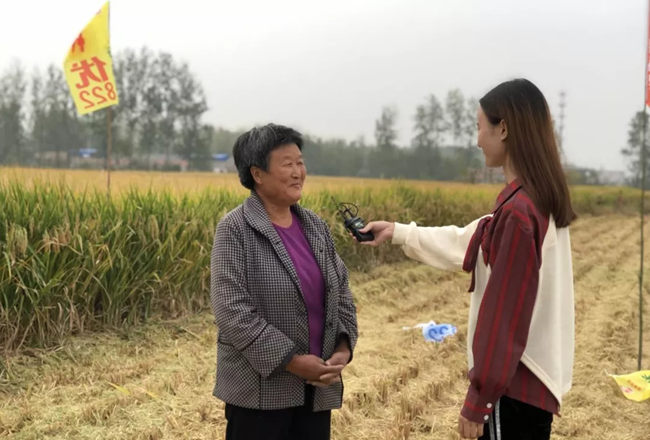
360,79,575,440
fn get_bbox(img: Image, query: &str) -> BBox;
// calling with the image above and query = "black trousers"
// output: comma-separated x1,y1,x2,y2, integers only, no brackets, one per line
478,395,553,440
224,387,331,440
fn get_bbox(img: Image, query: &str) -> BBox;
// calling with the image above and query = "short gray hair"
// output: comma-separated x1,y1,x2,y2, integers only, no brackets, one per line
232,123,303,190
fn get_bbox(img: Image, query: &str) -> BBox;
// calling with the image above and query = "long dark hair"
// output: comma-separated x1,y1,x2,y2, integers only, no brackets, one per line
479,78,576,227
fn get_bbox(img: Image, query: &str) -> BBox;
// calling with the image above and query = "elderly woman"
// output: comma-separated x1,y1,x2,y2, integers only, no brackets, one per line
210,123,358,440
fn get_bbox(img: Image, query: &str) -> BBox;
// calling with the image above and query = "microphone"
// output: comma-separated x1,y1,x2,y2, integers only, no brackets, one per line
336,202,374,242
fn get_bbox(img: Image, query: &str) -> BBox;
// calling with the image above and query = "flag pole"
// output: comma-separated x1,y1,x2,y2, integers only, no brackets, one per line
640,108,647,372
106,1,112,198
641,108,647,371
639,0,650,371
106,106,112,196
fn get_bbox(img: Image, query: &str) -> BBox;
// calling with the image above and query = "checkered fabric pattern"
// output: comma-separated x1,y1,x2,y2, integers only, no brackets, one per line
210,192,358,411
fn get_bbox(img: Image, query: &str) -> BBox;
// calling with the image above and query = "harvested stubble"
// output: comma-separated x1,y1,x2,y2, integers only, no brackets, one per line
1,216,648,439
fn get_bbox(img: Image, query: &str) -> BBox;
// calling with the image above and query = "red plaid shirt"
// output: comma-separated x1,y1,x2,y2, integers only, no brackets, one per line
460,179,559,424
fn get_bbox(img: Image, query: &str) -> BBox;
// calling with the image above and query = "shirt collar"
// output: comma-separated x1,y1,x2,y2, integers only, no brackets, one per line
493,178,522,212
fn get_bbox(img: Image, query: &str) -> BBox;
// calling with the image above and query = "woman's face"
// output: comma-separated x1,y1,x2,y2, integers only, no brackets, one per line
253,143,306,206
477,106,507,168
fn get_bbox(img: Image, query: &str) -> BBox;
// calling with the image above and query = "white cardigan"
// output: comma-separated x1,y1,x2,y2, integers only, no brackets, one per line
392,216,574,406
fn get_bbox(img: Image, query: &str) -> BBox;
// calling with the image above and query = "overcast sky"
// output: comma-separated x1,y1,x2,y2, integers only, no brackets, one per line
0,0,646,171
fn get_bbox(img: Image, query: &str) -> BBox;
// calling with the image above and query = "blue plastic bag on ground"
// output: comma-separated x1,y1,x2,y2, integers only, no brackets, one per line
421,321,457,342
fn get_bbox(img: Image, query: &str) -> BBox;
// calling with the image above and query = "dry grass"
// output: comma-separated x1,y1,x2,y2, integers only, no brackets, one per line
1,215,648,439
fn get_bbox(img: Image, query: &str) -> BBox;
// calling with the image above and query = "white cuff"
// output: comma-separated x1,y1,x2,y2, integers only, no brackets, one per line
391,222,414,245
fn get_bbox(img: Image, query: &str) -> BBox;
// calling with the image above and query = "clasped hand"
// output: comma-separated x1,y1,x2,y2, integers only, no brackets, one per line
286,345,350,387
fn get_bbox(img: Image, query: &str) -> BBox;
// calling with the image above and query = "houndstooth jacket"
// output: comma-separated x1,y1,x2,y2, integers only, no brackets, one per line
210,191,358,412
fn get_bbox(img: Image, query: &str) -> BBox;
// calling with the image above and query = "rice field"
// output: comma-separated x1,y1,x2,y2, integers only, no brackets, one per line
0,168,648,439
0,169,501,352
0,167,639,209
0,167,498,195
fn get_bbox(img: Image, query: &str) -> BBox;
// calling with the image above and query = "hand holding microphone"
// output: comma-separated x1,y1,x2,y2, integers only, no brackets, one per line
335,201,394,246
357,221,394,246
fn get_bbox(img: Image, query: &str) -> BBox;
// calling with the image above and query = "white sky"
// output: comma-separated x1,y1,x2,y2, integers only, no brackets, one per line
0,0,647,172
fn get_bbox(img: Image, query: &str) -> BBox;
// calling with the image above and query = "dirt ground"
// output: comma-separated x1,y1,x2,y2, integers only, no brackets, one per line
1,215,649,439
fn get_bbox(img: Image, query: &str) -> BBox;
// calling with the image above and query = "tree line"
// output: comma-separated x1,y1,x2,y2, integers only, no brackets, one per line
1,47,489,180
0,47,213,170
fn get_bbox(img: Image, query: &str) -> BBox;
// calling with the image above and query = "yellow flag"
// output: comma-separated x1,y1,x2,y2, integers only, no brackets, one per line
63,2,119,115
609,370,650,402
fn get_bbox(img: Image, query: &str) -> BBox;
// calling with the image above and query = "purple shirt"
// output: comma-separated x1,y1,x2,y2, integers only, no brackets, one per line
273,212,326,357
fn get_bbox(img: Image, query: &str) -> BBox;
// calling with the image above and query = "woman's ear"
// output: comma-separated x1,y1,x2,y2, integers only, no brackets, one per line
250,166,263,185
499,119,508,141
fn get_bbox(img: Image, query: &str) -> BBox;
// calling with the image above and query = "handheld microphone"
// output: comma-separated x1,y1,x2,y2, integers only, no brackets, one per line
336,202,374,242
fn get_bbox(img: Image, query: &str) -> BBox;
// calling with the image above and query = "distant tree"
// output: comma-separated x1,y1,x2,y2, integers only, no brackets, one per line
463,97,478,147
113,47,154,160
39,65,85,167
461,96,483,179
412,104,429,150
411,94,446,178
174,61,208,166
138,79,161,168
0,62,27,164
412,95,445,148
375,106,398,152
187,124,215,171
155,53,180,165
373,106,399,177
445,89,465,146
112,48,209,170
29,68,46,165
621,110,650,188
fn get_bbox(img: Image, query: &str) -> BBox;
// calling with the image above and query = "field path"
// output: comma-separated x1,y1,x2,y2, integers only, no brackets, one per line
1,215,648,439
